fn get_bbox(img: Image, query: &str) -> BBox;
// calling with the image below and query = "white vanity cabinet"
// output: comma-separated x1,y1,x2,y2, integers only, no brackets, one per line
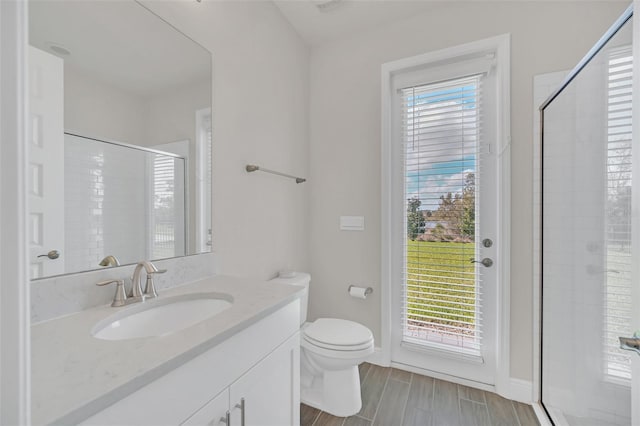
183,333,300,426
80,299,300,426
228,333,299,426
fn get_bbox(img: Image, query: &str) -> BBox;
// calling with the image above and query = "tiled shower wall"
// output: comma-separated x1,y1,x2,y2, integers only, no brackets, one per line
64,134,147,273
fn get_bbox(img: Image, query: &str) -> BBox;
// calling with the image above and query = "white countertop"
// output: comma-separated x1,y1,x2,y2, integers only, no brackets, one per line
31,275,304,425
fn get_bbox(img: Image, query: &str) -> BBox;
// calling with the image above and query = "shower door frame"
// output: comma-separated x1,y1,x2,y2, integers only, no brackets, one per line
536,4,634,425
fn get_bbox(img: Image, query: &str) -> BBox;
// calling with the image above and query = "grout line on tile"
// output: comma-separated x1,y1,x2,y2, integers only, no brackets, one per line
361,363,373,385
459,396,486,405
430,375,435,409
457,384,463,426
310,408,321,426
398,372,413,426
510,400,523,426
369,368,391,426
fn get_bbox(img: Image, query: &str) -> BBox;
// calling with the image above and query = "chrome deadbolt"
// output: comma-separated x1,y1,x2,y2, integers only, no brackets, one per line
38,250,60,260
470,258,493,268
482,238,493,248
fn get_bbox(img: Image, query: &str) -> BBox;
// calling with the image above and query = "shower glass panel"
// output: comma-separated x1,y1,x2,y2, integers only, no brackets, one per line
541,11,633,426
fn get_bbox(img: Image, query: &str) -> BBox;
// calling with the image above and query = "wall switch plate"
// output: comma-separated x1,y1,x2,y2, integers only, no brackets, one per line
340,216,364,231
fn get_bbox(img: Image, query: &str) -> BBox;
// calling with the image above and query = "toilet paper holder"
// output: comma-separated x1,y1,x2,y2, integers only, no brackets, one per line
347,285,373,296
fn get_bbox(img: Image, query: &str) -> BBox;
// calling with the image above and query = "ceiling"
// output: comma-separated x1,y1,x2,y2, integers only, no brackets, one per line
274,0,629,47
273,0,441,46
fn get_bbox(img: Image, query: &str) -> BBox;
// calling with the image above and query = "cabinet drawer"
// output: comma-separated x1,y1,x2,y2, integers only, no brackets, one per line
181,389,229,426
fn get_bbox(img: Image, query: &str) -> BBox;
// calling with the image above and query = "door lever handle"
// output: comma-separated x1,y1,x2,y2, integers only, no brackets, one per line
619,333,640,356
38,250,60,260
470,258,493,268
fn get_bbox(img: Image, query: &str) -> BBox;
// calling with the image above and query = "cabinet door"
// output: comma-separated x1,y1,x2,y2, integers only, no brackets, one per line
230,333,300,426
181,388,229,426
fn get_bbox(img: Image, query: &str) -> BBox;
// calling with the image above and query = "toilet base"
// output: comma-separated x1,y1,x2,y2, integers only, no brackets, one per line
301,366,362,417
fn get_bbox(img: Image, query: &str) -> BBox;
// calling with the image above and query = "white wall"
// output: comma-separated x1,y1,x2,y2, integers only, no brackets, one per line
144,78,209,149
142,0,310,280
64,64,147,145
308,1,628,382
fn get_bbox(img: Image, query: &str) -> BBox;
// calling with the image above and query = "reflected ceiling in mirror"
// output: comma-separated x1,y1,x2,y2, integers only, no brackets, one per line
28,1,212,280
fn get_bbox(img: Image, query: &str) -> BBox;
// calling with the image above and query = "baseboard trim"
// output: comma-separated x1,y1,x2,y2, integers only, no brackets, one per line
366,347,387,367
366,350,534,405
505,378,533,403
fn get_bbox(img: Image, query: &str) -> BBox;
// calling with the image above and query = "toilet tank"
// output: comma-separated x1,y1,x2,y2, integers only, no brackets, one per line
269,272,310,325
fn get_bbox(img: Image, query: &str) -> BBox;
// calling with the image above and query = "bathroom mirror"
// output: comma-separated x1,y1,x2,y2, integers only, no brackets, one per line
28,1,212,279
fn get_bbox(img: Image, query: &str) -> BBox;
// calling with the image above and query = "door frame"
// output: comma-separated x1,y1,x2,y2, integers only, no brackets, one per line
380,34,512,397
0,0,31,424
632,3,640,422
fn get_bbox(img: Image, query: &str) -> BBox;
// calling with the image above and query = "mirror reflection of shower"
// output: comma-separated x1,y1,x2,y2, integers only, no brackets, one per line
62,133,187,277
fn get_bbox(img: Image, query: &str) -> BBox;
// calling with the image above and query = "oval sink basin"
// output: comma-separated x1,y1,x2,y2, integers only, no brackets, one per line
92,293,233,341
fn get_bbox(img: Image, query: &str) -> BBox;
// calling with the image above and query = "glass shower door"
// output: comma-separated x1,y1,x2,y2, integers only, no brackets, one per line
540,7,635,426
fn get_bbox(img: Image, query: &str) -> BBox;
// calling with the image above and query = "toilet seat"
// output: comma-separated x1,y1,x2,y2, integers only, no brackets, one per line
301,336,374,360
302,318,374,354
303,334,373,352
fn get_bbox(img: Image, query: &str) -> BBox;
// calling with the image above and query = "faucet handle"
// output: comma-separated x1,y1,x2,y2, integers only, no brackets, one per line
143,266,166,299
96,279,127,307
143,275,158,299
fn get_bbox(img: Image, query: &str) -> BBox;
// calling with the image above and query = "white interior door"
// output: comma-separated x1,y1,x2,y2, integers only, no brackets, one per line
28,46,65,278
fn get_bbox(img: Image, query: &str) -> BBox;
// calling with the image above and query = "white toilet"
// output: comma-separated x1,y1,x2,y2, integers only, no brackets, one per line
269,272,374,417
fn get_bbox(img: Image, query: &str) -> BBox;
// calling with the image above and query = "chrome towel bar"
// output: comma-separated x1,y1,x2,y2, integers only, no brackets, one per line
245,164,306,184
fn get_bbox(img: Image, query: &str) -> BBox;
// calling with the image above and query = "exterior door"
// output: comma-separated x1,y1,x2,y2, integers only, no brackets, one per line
28,46,65,278
387,41,505,386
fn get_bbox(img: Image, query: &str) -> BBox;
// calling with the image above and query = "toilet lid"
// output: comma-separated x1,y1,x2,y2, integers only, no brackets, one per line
303,334,373,352
303,318,373,347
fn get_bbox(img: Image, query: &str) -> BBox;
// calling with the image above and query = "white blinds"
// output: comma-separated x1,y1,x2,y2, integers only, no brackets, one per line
152,154,176,259
400,75,483,355
604,48,632,381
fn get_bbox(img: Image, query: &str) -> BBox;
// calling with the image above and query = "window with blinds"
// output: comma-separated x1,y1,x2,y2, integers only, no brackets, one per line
152,154,177,259
400,74,483,355
202,113,213,247
604,47,632,382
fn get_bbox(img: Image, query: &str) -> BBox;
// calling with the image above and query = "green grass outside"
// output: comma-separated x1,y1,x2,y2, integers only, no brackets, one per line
406,240,477,330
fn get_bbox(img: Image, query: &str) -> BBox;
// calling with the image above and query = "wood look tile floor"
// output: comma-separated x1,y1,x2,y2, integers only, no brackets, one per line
301,363,539,426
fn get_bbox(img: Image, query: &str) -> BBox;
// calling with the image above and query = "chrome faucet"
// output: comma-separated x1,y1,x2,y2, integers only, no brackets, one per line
96,261,167,307
130,261,167,302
